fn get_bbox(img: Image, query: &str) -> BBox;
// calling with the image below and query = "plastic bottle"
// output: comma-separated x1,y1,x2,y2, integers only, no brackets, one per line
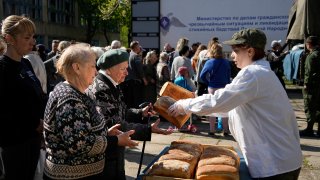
216,117,223,132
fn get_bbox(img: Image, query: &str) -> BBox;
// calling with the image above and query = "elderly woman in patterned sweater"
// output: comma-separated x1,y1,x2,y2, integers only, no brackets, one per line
43,44,138,180
86,49,172,180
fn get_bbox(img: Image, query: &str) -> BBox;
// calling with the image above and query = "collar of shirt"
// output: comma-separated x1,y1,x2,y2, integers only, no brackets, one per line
130,50,138,56
99,69,118,87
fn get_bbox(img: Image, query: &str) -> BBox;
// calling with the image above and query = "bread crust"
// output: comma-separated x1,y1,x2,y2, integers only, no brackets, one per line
153,96,190,128
196,146,240,180
148,159,194,179
196,164,239,180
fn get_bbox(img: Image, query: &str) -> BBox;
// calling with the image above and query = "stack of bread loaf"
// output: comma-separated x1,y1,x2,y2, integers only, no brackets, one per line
196,146,240,180
148,140,202,179
146,140,240,180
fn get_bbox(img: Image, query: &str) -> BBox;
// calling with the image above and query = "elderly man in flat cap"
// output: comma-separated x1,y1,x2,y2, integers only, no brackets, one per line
86,49,172,180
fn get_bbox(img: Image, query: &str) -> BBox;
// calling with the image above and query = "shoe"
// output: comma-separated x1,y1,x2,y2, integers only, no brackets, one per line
208,132,215,136
299,129,315,137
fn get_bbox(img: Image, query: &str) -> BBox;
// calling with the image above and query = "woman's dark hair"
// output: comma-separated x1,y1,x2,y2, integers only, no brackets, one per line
213,37,219,43
179,45,189,56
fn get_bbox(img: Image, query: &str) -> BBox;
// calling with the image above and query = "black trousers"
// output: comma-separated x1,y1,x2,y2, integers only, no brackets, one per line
1,135,41,180
196,81,208,96
253,168,301,180
103,152,126,180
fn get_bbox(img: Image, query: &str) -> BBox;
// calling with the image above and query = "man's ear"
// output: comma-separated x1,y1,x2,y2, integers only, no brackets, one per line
248,47,255,58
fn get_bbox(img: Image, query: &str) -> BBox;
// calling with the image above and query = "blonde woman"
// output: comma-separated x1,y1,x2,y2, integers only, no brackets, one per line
0,15,46,180
200,43,231,136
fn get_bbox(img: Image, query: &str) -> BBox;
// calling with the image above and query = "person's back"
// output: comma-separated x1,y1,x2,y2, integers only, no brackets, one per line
266,40,288,88
200,58,231,89
44,54,64,93
156,52,170,95
121,41,146,108
25,50,48,94
174,66,193,91
45,40,70,93
170,46,194,81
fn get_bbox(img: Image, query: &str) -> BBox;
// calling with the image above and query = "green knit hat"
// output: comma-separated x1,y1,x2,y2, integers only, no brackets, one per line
97,49,129,70
223,28,266,49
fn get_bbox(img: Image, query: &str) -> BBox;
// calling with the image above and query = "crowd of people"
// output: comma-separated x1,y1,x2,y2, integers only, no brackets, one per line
0,14,319,180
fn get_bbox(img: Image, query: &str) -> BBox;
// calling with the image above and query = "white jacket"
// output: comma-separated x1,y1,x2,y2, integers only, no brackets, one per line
25,51,47,94
178,59,302,178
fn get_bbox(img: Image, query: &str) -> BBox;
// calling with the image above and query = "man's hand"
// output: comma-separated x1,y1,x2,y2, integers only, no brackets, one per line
151,119,173,135
141,103,156,117
168,102,186,117
117,130,139,147
108,124,123,136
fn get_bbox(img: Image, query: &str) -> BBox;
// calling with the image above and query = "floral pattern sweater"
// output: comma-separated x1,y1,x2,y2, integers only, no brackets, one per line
43,82,109,179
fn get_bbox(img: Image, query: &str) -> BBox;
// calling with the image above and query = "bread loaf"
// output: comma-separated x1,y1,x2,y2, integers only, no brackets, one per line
196,165,239,180
148,159,194,179
153,96,190,128
154,82,194,128
147,140,202,179
159,82,194,100
158,152,195,163
196,146,240,180
169,140,203,157
199,146,239,168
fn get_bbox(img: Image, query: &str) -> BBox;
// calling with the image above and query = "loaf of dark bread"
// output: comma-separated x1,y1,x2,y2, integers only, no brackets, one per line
153,96,190,128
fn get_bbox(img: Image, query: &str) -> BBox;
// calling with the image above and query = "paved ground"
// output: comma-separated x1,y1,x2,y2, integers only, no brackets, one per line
124,86,320,180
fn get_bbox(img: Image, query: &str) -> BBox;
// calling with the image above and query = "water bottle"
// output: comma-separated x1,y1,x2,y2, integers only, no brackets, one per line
216,117,223,132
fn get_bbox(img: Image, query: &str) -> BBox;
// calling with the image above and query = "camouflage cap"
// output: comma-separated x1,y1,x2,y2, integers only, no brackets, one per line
223,28,266,49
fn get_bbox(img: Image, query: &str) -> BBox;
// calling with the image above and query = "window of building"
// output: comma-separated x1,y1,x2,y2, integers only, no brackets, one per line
3,0,42,20
48,0,75,25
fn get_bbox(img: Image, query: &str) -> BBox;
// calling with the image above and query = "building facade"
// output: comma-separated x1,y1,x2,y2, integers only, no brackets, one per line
0,0,119,50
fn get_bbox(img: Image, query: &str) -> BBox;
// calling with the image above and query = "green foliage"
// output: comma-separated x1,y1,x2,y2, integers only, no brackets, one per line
77,0,131,44
100,0,131,32
120,26,129,47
